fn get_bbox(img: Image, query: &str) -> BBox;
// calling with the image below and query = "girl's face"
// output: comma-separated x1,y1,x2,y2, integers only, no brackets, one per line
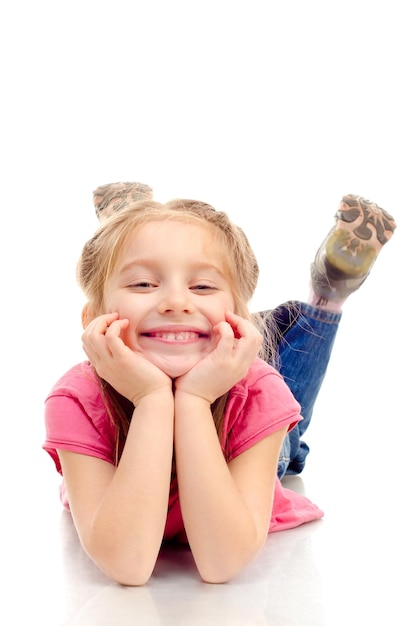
104,220,236,378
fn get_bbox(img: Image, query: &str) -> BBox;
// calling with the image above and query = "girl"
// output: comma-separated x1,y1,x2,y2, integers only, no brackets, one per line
43,196,396,586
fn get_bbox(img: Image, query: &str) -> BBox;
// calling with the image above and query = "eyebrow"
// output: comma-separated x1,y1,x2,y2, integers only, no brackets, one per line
118,258,227,278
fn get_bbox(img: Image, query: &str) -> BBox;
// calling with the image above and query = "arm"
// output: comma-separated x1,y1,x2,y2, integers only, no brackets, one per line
174,391,287,584
59,390,174,587
174,311,284,583
58,313,175,586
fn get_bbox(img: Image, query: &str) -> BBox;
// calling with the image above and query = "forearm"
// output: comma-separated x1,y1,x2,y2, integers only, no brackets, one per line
86,392,174,585
174,392,268,583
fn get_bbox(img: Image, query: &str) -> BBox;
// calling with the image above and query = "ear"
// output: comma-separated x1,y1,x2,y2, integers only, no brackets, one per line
81,303,95,329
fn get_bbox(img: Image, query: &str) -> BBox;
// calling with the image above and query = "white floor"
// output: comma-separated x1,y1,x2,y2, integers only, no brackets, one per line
6,440,416,626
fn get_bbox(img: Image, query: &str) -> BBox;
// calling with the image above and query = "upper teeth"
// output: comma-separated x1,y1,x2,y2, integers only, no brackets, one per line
153,331,199,340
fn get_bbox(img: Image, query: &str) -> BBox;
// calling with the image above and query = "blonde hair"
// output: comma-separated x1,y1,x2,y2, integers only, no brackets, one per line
77,199,274,461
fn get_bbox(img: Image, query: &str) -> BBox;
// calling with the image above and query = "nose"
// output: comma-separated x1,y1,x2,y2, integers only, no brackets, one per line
157,287,195,315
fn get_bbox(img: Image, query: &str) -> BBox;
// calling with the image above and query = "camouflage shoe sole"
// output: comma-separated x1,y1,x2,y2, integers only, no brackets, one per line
311,194,397,303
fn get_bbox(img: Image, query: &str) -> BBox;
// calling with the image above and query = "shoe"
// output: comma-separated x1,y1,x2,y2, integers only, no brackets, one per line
93,182,154,219
311,194,397,303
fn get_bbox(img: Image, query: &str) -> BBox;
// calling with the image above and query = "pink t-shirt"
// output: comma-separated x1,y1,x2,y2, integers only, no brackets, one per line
43,359,323,537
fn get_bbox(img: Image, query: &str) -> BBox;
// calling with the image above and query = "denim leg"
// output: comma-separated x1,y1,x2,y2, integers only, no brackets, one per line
269,301,342,478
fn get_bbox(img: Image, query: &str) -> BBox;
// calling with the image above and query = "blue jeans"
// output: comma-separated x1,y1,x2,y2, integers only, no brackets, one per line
265,301,342,478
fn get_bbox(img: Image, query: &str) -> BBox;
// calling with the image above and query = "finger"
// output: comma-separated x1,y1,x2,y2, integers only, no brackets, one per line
213,320,235,343
224,310,248,338
224,312,257,343
210,321,237,360
223,313,263,359
82,312,118,340
101,319,130,356
82,314,121,361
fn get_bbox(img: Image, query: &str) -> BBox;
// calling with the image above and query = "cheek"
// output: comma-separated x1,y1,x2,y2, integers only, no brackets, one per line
101,292,116,313
207,300,235,327
103,291,130,316
220,293,236,314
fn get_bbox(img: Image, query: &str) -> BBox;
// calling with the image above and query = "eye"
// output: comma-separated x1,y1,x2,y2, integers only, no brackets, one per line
190,283,217,292
129,280,157,290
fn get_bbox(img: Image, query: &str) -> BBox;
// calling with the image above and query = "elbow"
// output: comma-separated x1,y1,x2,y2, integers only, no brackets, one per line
83,541,157,587
98,558,156,587
196,555,255,585
196,535,267,584
107,569,152,587
200,573,234,585
198,564,244,585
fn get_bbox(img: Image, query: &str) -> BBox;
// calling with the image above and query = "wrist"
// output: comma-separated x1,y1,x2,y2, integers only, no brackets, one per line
174,389,213,408
132,386,174,408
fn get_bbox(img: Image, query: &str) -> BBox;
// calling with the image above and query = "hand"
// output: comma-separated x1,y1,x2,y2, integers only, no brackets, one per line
174,311,262,403
82,313,173,405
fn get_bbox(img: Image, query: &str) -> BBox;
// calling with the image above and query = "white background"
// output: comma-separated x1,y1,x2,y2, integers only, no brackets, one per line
1,2,415,622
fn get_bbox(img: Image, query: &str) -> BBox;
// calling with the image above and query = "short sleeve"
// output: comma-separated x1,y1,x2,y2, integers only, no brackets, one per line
221,358,302,461
42,362,116,474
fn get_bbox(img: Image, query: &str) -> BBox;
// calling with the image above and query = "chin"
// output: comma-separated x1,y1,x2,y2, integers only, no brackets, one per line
147,354,201,379
164,366,193,379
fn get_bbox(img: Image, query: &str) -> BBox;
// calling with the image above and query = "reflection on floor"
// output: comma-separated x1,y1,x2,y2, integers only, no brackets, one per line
5,446,415,625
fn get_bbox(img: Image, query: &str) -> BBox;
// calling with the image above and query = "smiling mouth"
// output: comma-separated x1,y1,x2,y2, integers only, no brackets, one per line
142,331,205,341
